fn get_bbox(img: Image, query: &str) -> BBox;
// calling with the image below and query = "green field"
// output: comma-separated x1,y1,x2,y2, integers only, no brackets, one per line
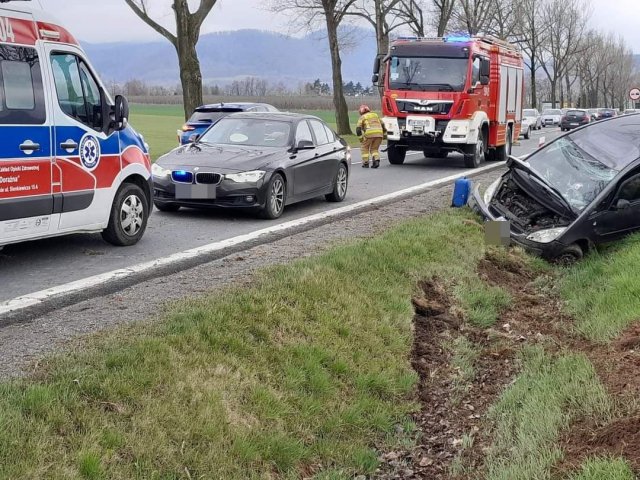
130,104,362,161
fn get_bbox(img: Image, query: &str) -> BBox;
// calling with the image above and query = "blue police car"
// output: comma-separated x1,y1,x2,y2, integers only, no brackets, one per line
178,102,279,145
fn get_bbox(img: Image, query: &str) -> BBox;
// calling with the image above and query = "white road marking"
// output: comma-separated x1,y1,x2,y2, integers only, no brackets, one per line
0,162,507,316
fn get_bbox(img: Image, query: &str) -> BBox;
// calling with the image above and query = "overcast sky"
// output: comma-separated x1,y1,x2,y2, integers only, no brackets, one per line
36,0,640,53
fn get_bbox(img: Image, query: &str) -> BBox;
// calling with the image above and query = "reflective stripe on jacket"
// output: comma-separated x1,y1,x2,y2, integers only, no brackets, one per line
357,112,384,138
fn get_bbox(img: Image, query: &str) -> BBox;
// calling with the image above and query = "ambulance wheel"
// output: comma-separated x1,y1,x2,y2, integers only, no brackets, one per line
154,202,181,213
102,183,149,246
464,130,485,168
387,143,406,165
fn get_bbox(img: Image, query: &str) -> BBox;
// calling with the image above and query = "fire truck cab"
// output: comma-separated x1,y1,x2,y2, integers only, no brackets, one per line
373,36,524,168
0,3,152,248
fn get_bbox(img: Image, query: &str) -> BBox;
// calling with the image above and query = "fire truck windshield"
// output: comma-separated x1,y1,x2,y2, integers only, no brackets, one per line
389,56,468,92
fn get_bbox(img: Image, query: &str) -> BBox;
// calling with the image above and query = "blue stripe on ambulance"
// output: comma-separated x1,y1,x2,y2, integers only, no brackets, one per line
0,126,52,158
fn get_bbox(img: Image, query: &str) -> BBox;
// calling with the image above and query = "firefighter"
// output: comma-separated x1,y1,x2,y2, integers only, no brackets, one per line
356,105,385,168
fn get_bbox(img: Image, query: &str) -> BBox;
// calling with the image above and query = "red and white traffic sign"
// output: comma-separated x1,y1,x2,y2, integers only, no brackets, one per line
630,88,640,101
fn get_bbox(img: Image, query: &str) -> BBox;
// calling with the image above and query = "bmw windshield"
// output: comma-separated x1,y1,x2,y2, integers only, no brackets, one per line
389,56,468,92
523,122,640,211
200,118,291,148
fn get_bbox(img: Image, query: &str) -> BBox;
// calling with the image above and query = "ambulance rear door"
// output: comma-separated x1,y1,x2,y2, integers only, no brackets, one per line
44,43,120,232
0,9,55,243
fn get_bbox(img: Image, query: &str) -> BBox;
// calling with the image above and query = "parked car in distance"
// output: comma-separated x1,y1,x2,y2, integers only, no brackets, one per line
471,115,640,264
521,109,542,138
560,109,590,131
597,108,618,120
588,108,600,121
156,113,351,219
177,102,278,145
541,109,562,127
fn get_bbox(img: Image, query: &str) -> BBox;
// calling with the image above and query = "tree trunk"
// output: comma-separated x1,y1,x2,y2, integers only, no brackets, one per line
174,0,204,120
325,15,352,135
529,62,537,109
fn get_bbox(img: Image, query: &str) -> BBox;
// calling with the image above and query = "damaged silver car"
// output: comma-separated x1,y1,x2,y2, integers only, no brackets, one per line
471,114,640,263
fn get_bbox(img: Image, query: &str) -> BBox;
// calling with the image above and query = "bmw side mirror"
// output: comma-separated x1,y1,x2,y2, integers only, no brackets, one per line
615,198,631,210
295,140,315,151
114,95,129,131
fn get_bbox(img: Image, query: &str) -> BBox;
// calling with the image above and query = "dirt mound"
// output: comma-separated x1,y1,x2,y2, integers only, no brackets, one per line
558,417,640,474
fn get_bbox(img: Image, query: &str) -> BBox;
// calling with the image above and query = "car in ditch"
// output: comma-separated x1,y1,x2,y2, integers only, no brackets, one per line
154,112,350,219
470,114,640,263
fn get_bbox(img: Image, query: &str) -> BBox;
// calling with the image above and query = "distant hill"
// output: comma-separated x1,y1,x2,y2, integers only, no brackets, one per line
83,28,377,87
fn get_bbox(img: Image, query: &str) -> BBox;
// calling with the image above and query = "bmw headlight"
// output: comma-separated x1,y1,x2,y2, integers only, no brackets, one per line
483,177,502,205
526,227,567,244
152,163,171,178
225,170,266,183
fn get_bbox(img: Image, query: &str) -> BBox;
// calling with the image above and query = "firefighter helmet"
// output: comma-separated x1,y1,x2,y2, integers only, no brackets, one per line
359,105,371,115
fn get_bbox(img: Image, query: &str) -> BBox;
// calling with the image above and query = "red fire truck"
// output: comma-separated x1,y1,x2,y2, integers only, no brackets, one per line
373,36,524,168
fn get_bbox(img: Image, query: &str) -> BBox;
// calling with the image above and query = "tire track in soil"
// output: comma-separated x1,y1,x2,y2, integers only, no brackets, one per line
374,249,640,479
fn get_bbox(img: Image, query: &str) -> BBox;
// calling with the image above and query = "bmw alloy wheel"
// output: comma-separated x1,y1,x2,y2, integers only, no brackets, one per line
270,177,285,215
120,194,144,237
336,166,348,198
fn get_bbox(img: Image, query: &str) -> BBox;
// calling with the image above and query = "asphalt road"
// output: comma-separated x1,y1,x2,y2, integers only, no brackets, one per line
0,127,562,302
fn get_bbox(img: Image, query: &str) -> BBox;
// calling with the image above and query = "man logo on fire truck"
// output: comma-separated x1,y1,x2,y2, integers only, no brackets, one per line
0,3,153,249
373,35,524,168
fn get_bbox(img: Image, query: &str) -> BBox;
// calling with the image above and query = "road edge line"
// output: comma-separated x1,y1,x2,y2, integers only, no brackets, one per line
0,162,505,318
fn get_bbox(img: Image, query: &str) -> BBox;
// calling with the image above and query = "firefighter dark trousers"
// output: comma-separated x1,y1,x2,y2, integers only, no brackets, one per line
361,137,383,165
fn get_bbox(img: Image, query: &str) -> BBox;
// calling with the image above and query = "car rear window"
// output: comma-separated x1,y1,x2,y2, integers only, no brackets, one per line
567,110,586,116
189,109,241,123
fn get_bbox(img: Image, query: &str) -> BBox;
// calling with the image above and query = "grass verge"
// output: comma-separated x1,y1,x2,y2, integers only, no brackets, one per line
560,234,640,342
0,209,488,479
485,346,612,480
569,457,636,480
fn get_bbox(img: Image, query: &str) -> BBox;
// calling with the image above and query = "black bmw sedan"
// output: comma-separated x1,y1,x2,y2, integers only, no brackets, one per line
152,112,351,219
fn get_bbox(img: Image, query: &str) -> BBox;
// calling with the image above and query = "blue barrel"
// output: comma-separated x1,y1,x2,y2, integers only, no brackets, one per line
452,177,472,208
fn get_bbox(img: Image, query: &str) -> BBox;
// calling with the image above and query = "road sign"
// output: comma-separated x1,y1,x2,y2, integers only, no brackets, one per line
630,88,640,101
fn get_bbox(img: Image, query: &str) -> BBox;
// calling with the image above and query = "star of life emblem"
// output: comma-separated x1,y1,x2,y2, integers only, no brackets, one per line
79,134,101,170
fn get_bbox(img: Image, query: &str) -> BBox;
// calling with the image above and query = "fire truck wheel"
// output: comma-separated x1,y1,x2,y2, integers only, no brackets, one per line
102,183,150,247
493,127,513,163
387,143,407,165
464,131,485,168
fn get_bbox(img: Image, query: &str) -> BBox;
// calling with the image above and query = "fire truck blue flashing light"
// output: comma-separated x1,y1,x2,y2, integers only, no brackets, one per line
445,36,471,43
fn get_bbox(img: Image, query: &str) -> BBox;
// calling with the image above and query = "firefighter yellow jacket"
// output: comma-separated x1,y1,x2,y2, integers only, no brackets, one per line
356,112,385,139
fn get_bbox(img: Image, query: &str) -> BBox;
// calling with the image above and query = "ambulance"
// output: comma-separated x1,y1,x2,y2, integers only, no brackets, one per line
0,2,152,248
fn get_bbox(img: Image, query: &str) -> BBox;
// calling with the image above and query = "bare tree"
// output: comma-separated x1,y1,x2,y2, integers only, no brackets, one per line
537,0,591,107
394,0,426,37
486,0,518,40
272,0,356,135
512,0,548,109
124,0,218,120
347,0,405,56
433,0,457,36
453,0,494,36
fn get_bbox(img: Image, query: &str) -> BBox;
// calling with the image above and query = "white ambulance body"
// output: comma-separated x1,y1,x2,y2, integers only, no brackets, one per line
0,3,152,248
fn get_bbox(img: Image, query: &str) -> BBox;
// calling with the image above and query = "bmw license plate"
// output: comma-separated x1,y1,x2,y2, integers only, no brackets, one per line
175,183,216,200
570,123,578,126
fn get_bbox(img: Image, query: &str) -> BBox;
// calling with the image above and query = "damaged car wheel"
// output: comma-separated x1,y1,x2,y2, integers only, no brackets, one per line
554,244,583,265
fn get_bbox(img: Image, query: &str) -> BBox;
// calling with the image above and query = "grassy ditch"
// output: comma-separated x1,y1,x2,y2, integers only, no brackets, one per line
0,210,490,479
